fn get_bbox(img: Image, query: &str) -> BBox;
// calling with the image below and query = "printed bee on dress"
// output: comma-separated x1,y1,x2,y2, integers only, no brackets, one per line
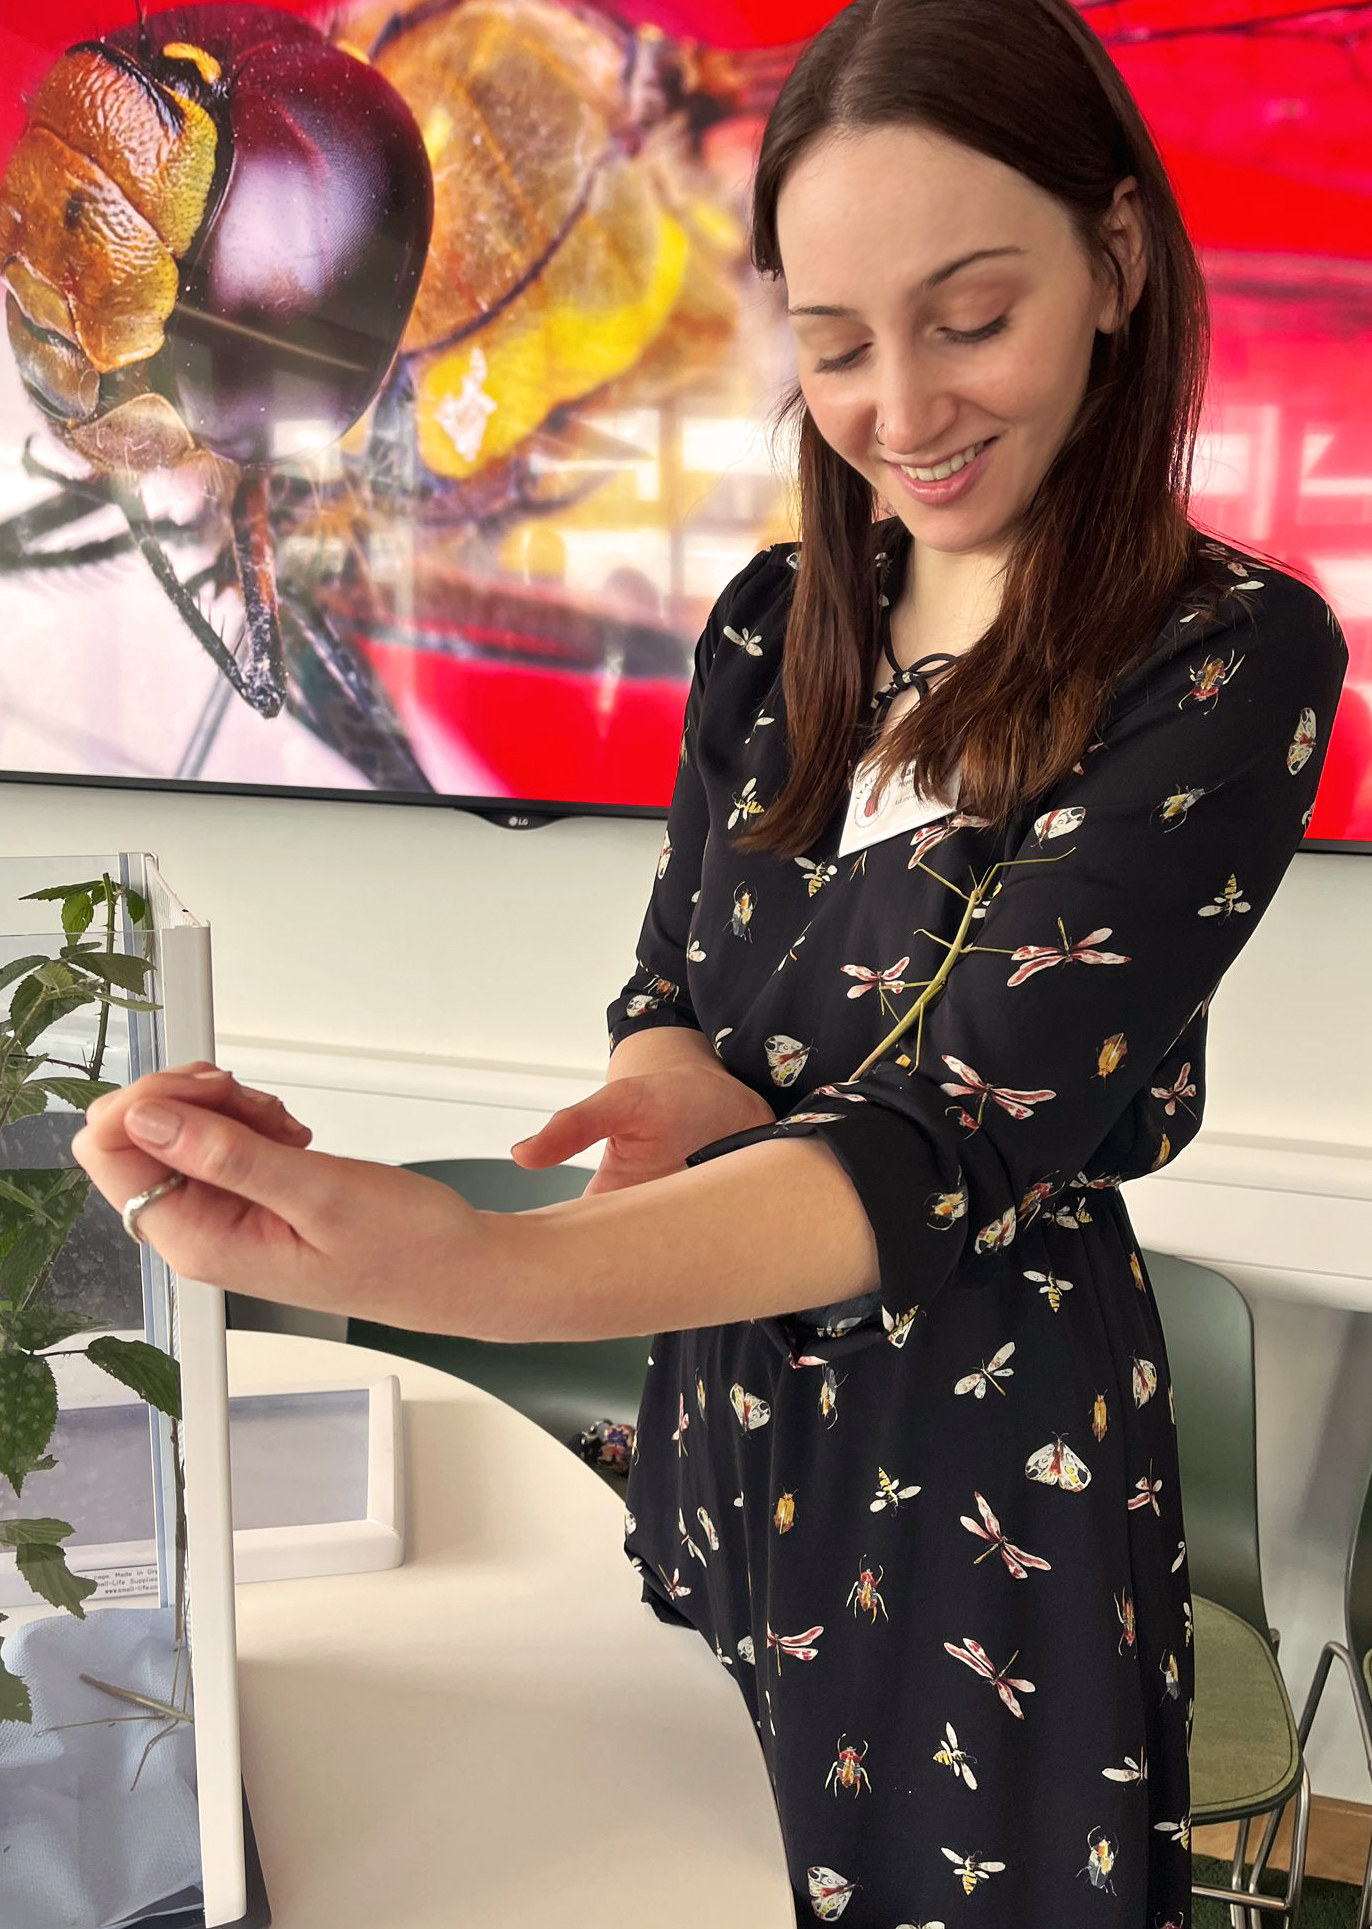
943,1637,1036,1718
766,1621,824,1673
1092,1391,1109,1441
773,1490,798,1534
795,855,837,896
764,1034,811,1087
1078,1827,1119,1894
1155,1814,1191,1849
1179,649,1245,709
974,1207,1018,1254
1032,806,1085,844
696,1373,707,1418
730,1384,771,1431
1103,1744,1148,1784
1132,1358,1159,1407
724,623,764,656
955,1341,1016,1400
1160,1650,1181,1701
960,1491,1052,1580
806,1866,857,1919
728,775,766,830
1024,1267,1074,1312
819,1363,845,1428
728,883,757,939
847,1558,888,1623
870,1465,922,1513
1198,874,1250,919
1155,785,1206,831
1115,1588,1136,1653
927,1184,969,1230
1025,1434,1093,1492
933,1720,977,1788
1288,707,1317,775
882,1304,920,1347
825,1736,871,1797
941,1847,1006,1895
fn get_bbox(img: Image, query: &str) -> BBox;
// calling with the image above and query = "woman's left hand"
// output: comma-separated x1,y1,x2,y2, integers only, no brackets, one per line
70,1062,488,1329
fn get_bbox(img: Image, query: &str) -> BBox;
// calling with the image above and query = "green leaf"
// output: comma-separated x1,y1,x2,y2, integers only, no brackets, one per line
0,1084,49,1126
87,1337,181,1422
0,954,52,993
60,950,155,994
0,1516,76,1547
0,1168,70,1229
62,893,94,936
26,1076,121,1110
8,970,94,1050
0,1641,33,1723
0,1304,107,1351
0,1352,58,1495
18,882,104,902
16,1538,98,1618
124,888,150,926
0,1170,91,1306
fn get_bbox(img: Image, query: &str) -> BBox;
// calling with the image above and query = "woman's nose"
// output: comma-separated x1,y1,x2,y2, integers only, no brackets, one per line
872,359,958,463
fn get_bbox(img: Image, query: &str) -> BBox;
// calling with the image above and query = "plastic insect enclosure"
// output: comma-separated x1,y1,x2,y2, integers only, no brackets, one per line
0,852,268,1929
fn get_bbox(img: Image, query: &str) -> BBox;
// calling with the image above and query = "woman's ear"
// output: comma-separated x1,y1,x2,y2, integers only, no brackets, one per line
1097,176,1147,333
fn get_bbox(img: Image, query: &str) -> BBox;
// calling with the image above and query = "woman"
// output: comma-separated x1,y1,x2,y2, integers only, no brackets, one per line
73,0,1347,1920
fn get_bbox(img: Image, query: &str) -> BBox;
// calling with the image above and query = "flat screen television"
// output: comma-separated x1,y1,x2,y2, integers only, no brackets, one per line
0,0,1367,849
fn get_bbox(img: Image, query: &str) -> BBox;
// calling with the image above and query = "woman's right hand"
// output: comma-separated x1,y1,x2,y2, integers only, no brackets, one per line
510,1068,778,1195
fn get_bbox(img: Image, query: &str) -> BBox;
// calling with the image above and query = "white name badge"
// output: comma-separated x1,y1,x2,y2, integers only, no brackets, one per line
837,752,961,857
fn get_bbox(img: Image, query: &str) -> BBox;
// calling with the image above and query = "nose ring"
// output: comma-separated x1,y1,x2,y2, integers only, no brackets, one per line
875,421,886,446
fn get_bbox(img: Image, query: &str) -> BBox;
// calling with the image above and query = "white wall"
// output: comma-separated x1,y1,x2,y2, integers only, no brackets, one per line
3,778,1371,1805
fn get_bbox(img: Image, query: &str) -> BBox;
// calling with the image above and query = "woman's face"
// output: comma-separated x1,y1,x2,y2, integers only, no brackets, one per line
775,124,1145,560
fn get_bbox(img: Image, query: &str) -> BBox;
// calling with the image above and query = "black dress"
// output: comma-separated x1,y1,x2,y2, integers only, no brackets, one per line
607,520,1347,1927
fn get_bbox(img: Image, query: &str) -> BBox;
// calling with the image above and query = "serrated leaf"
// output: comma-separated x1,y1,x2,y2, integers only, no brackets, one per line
0,954,51,993
61,950,154,994
0,1170,91,1304
0,1643,33,1723
0,1167,78,1230
62,893,94,936
0,1352,58,1494
87,1337,181,1422
0,1517,76,1548
18,882,104,903
0,1084,49,1125
16,1538,97,1617
1,1303,107,1350
8,972,94,1049
27,1076,121,1109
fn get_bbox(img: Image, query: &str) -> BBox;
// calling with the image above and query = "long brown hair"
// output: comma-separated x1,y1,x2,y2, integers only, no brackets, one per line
732,0,1215,859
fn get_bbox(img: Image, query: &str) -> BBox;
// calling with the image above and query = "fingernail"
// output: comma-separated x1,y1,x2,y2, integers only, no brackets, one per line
127,1103,179,1145
193,1067,230,1080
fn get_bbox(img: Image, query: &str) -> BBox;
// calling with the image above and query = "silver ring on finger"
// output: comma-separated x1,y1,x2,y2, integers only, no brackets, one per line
122,1171,189,1246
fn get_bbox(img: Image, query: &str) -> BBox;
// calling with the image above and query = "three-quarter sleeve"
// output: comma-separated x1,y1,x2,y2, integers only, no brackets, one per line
685,567,1349,1321
606,547,779,1053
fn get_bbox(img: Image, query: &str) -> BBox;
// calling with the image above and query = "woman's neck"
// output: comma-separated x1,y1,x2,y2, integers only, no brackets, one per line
885,526,1007,672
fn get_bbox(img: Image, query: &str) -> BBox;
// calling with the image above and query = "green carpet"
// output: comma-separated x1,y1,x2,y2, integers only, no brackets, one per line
1194,1852,1362,1925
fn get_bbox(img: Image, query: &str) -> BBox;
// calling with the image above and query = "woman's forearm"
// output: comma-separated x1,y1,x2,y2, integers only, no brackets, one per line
471,1135,881,1342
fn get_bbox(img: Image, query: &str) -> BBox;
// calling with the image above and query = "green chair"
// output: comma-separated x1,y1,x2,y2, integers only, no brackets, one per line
347,1157,653,1457
1247,1450,1372,1929
1145,1249,1310,1928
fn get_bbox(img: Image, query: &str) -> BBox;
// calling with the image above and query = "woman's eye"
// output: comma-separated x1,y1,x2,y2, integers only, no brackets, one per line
942,315,1009,346
813,314,1008,372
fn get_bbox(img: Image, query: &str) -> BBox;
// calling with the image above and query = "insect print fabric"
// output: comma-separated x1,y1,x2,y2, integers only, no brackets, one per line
608,519,1348,1926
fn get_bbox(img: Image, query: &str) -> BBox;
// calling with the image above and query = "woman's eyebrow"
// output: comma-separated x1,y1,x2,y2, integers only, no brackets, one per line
787,246,1028,318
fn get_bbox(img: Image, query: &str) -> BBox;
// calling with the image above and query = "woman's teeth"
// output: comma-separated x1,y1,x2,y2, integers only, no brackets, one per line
899,439,990,483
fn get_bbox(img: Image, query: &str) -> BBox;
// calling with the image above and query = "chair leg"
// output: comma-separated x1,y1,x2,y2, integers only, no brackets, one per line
1230,1815,1253,1929
1246,1642,1337,1892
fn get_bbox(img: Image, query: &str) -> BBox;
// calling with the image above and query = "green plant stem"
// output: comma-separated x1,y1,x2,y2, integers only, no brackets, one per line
86,872,116,1086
